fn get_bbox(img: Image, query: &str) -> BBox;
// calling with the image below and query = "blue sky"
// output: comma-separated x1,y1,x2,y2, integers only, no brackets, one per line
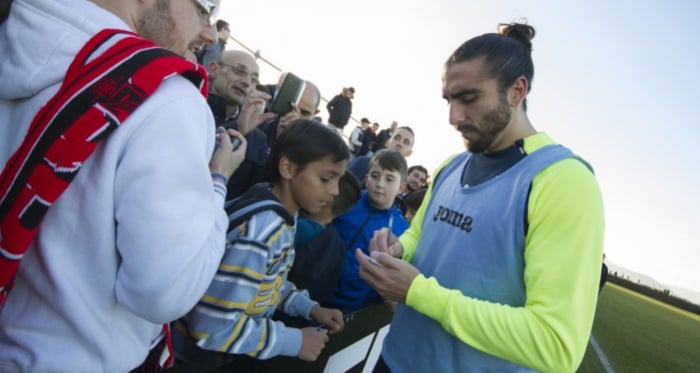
219,0,700,292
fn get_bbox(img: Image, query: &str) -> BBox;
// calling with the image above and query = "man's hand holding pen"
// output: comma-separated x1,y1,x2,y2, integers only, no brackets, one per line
357,228,420,304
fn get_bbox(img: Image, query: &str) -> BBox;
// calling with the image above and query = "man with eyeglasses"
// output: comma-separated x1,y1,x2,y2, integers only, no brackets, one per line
0,0,247,371
206,49,281,199
209,50,262,123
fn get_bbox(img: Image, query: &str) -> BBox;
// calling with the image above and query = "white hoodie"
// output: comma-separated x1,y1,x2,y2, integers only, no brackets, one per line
0,0,227,371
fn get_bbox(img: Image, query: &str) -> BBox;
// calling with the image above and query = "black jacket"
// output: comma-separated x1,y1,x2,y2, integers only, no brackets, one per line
326,94,352,129
372,128,392,152
208,94,269,200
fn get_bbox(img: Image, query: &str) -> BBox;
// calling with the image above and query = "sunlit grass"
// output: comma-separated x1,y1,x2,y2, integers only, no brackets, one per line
577,283,700,372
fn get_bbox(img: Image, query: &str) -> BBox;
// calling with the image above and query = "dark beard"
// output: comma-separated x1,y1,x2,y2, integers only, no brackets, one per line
135,0,178,52
466,96,511,154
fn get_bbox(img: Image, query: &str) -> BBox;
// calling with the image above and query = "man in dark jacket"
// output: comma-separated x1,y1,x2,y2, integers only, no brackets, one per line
207,49,275,199
327,86,354,132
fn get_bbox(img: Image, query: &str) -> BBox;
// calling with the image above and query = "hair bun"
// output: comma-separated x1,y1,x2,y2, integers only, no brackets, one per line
499,22,536,52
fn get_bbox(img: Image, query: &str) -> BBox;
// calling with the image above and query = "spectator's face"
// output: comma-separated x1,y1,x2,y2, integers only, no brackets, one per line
211,52,260,107
365,164,402,210
137,0,220,56
298,84,320,120
386,128,414,157
405,170,428,192
287,157,347,214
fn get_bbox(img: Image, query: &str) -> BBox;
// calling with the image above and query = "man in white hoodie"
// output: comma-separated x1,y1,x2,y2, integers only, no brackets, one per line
0,0,246,371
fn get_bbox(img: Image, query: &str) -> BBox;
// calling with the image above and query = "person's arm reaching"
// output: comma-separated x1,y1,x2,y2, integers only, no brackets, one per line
185,210,306,359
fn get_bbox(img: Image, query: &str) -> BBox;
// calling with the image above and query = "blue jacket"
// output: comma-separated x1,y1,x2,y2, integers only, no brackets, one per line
330,191,408,311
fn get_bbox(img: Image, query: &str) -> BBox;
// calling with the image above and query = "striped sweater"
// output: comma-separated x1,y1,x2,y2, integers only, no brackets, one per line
174,183,318,360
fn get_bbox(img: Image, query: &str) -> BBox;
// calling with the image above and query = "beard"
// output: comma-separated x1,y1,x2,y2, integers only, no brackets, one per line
462,95,511,154
135,0,179,53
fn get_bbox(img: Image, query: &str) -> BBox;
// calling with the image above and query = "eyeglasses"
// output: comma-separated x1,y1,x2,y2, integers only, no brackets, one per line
217,62,259,86
191,0,218,27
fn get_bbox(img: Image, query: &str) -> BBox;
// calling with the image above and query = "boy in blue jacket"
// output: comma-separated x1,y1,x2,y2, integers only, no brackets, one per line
330,150,409,311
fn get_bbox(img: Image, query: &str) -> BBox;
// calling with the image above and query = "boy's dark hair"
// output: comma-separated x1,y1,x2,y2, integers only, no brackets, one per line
216,20,229,31
369,149,408,181
270,119,350,181
404,188,427,212
407,165,428,177
332,171,361,216
446,22,535,110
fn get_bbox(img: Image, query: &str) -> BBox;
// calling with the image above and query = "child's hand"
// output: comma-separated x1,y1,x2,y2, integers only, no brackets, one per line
299,327,328,361
276,103,301,135
310,305,345,334
237,90,275,135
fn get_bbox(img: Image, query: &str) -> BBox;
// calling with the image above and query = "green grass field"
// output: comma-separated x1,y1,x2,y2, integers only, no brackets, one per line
577,283,700,372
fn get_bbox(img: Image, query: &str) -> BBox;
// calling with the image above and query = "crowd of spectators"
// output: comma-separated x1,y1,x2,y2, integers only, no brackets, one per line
0,3,604,372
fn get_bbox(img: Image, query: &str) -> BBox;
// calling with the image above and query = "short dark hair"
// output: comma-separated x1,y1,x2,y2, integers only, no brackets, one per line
446,22,535,111
216,20,229,31
347,87,355,93
407,165,428,177
332,171,361,216
270,120,350,181
369,149,408,181
404,188,427,212
361,118,370,124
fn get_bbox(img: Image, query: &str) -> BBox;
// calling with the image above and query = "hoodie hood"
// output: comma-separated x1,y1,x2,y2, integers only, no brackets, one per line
224,183,295,232
0,0,129,100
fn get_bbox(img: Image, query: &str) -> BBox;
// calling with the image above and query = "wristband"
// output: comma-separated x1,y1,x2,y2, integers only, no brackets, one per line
211,172,228,184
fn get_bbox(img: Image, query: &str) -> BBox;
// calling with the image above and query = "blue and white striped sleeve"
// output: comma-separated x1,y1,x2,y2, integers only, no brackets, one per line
184,212,303,359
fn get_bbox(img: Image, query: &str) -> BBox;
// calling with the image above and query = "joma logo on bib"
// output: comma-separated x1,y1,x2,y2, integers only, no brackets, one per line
432,205,473,232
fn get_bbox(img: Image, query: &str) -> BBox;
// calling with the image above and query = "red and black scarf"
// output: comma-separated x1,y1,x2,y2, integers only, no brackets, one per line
0,29,208,369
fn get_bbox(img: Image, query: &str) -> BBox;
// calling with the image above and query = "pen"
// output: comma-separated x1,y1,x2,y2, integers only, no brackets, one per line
366,254,380,266
387,215,393,246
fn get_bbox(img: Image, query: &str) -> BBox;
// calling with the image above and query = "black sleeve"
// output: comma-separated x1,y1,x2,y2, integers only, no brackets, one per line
327,95,337,111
